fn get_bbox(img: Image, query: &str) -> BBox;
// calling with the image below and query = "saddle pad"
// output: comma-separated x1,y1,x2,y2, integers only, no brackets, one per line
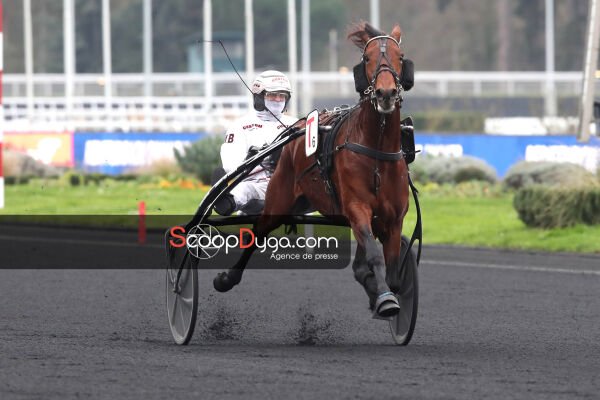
318,109,355,179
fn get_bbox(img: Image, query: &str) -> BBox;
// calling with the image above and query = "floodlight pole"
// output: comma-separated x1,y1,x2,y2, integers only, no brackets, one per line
287,0,298,117
578,0,600,142
329,29,338,72
203,0,213,133
370,0,380,29
102,0,112,124
301,0,311,115
0,1,4,208
63,0,75,129
24,0,34,120
544,0,557,117
245,0,254,107
143,0,153,97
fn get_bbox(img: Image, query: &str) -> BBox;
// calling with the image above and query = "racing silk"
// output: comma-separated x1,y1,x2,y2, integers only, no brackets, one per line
221,111,297,180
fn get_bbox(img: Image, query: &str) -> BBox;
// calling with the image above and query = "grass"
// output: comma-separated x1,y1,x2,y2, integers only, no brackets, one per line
404,195,600,253
2,180,599,254
1,180,201,214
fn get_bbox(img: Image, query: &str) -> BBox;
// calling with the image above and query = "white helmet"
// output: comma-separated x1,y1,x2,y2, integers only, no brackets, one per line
251,70,292,112
251,70,292,95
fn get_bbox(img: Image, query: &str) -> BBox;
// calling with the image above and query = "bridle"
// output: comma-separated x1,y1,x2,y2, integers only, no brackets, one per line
361,35,404,107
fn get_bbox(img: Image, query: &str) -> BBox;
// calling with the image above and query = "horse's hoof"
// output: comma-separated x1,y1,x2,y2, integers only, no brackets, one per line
372,292,400,320
213,272,235,293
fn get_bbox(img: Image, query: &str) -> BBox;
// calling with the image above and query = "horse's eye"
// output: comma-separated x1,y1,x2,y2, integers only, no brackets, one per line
363,56,369,63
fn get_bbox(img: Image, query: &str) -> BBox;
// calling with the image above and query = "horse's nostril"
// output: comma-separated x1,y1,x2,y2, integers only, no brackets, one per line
376,88,394,100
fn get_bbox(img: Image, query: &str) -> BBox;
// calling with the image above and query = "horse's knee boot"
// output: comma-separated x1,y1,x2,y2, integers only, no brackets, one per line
353,266,377,307
366,254,385,268
387,279,400,294
353,267,373,287
385,268,399,293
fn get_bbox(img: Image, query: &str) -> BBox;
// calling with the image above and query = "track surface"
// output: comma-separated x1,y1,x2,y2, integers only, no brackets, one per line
1,226,599,399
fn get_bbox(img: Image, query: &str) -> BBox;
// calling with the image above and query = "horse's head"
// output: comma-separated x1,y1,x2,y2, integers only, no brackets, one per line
349,22,404,114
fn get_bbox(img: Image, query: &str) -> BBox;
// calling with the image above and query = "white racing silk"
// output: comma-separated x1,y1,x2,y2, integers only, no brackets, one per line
220,111,297,181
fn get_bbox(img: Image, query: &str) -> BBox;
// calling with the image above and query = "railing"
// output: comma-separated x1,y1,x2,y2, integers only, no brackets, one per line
2,71,591,132
3,96,248,132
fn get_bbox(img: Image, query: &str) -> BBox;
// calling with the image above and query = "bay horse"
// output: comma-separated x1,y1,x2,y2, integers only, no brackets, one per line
213,22,410,318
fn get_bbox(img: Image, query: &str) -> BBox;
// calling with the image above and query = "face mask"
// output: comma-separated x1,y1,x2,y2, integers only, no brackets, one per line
264,99,285,115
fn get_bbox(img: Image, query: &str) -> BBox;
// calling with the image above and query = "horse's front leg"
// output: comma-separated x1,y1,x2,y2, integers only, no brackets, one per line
352,243,377,310
213,150,296,293
382,225,403,293
213,213,283,292
347,203,400,318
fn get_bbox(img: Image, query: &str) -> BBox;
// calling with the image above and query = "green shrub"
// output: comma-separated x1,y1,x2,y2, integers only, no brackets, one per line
420,181,506,198
59,170,85,187
504,161,597,190
513,185,600,228
2,149,59,180
174,135,224,184
408,155,428,182
57,172,139,186
412,111,485,132
411,155,497,184
5,176,33,185
128,158,183,178
83,173,107,185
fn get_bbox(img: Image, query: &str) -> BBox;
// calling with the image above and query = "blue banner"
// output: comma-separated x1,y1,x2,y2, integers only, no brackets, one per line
74,132,206,174
72,131,599,177
417,134,600,177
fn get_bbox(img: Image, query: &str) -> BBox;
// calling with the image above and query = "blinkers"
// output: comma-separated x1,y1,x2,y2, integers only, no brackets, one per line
353,57,414,95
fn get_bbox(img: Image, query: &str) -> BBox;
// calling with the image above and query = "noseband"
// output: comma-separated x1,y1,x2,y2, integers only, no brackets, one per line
362,35,403,107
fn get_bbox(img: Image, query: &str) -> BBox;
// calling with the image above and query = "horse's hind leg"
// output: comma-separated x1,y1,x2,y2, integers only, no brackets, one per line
347,205,399,318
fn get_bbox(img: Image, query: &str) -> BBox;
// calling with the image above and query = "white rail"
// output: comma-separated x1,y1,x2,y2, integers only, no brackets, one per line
2,71,592,132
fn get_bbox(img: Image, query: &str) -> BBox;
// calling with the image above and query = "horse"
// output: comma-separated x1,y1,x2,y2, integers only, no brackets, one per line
213,21,411,319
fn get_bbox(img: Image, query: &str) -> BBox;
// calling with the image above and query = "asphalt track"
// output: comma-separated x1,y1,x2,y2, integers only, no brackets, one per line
1,225,599,399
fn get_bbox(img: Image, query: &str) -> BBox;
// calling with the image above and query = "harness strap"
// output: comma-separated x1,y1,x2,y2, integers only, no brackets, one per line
337,141,405,161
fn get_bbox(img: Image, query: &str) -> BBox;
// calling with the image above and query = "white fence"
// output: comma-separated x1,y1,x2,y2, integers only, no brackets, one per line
2,71,590,132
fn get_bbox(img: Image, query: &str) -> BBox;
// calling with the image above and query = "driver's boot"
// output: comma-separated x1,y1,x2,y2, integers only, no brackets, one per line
213,194,236,216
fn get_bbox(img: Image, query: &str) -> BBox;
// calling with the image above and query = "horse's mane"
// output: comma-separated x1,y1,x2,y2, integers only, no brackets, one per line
347,21,402,49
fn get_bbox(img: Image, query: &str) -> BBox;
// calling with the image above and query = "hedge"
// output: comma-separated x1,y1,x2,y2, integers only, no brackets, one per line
174,135,224,184
504,161,597,190
410,155,497,184
411,111,485,132
513,185,600,228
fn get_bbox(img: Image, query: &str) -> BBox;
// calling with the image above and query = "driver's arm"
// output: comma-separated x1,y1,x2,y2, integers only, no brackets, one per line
220,128,247,174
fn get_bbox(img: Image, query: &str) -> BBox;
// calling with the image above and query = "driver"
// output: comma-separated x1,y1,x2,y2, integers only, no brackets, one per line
214,70,298,215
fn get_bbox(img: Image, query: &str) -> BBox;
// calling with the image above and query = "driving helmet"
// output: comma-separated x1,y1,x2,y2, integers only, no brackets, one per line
251,70,292,111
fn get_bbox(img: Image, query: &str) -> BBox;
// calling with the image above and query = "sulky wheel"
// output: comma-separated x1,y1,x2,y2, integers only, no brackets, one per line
165,230,199,345
389,235,419,345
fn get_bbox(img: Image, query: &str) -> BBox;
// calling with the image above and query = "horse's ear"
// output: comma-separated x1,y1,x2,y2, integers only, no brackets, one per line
391,25,402,43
